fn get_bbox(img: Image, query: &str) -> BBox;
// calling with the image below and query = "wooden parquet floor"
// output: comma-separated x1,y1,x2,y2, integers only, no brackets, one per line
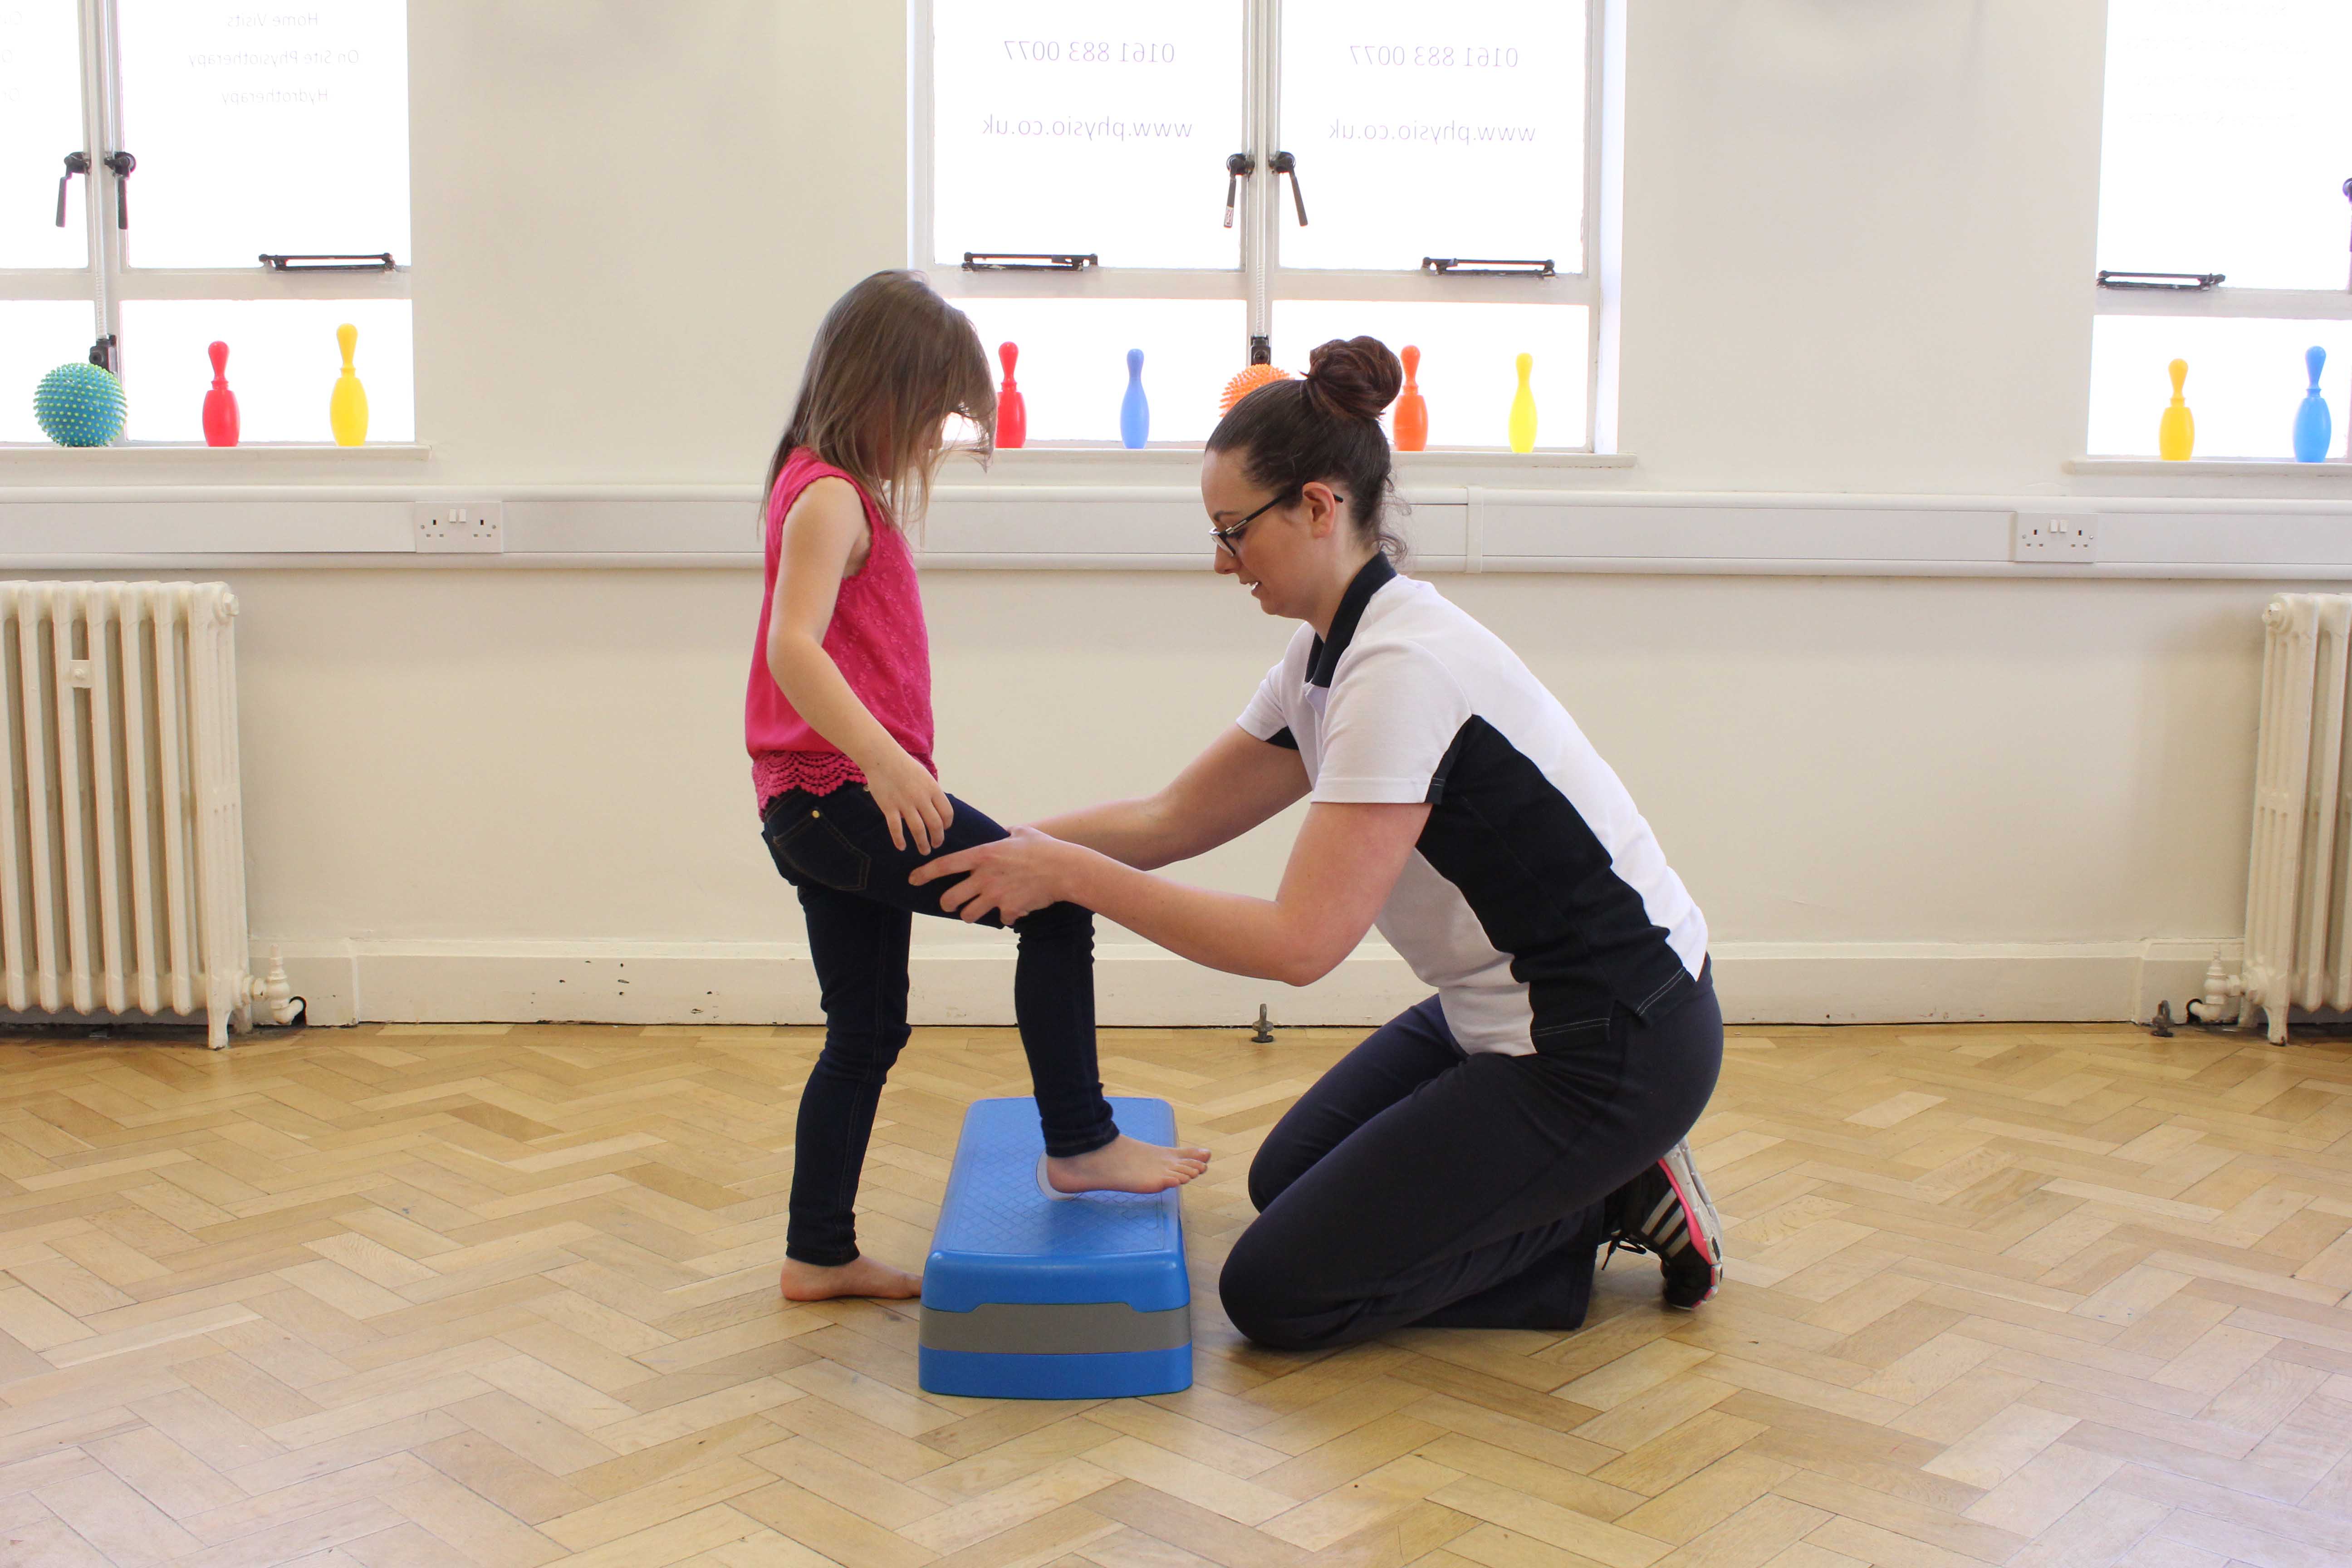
0,1019,2347,1568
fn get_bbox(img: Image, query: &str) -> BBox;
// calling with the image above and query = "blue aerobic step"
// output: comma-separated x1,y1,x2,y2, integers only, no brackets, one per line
918,1095,1192,1399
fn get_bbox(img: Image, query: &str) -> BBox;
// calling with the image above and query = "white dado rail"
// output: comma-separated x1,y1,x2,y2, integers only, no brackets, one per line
6,475,2352,580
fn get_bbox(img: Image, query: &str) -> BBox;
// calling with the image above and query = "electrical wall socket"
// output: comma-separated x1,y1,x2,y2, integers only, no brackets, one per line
2012,509,2097,564
414,500,505,553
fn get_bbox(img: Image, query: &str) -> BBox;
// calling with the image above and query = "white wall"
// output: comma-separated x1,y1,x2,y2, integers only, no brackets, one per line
12,0,2347,1026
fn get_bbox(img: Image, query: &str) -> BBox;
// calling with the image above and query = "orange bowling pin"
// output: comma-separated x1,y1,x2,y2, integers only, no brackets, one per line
1394,345,1428,451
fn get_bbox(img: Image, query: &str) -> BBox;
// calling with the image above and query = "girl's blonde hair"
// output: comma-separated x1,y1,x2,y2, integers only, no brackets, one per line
764,270,996,528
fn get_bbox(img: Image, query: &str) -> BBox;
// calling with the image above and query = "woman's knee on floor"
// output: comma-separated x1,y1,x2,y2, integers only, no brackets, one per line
1245,1139,1313,1215
1218,1230,1343,1352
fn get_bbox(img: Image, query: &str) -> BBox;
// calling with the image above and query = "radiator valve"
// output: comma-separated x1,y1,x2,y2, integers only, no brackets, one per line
251,947,304,1026
2185,955,2243,1026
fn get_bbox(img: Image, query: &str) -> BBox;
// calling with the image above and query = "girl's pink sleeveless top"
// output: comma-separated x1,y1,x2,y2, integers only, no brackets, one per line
746,449,934,812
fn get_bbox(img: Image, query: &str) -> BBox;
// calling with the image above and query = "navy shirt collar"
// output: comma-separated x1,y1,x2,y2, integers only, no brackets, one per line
1306,554,1398,689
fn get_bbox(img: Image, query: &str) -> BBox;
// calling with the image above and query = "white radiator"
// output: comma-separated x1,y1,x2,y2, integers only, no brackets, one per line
0,582,286,1048
2235,592,2352,1043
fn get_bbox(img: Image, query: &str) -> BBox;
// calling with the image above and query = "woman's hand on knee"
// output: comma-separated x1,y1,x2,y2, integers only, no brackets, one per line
912,825,1074,924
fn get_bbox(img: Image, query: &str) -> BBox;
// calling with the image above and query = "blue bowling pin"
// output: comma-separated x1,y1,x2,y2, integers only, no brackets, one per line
1120,348,1149,449
2294,346,2333,462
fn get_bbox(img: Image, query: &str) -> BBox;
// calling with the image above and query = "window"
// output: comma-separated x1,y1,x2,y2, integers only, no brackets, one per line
2087,0,2352,460
912,0,1603,450
0,0,411,446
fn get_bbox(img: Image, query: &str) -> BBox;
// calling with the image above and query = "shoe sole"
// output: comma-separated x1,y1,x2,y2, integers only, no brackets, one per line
1652,1141,1724,1305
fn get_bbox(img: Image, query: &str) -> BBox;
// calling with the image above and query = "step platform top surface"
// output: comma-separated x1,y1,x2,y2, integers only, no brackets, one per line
923,1095,1189,1315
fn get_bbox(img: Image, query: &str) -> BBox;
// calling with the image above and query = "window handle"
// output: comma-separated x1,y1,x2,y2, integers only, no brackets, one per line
1272,151,1308,225
2096,270,2223,291
1423,256,1557,277
55,152,88,227
1224,152,1253,229
103,151,134,229
961,252,1098,271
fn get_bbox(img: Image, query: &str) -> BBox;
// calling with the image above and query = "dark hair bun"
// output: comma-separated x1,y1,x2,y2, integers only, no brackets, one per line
1303,337,1403,422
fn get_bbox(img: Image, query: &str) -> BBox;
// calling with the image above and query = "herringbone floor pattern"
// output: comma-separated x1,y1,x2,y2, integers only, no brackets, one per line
0,1019,2346,1568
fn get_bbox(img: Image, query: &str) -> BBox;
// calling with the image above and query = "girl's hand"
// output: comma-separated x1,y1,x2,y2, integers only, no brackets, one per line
867,749,953,855
911,826,1073,924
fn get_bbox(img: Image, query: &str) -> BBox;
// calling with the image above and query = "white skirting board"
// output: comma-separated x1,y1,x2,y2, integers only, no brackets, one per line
255,938,2242,1030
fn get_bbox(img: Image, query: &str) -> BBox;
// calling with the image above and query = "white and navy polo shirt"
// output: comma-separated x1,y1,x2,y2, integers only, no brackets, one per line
1238,555,1709,1057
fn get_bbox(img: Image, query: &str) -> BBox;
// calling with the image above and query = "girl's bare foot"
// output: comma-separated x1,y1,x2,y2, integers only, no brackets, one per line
780,1254,921,1302
1045,1134,1211,1196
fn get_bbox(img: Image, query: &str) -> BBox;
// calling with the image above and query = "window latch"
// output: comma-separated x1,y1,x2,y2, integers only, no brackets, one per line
55,152,88,227
1422,257,1556,277
2096,270,2224,291
1271,151,1308,225
961,252,1098,271
1224,153,1253,230
260,252,397,271
102,151,133,229
88,334,116,373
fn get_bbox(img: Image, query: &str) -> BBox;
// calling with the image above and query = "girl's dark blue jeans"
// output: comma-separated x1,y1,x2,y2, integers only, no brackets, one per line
761,784,1117,1267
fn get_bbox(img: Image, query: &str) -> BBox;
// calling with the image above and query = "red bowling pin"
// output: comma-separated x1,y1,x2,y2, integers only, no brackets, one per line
201,341,240,447
998,342,1027,449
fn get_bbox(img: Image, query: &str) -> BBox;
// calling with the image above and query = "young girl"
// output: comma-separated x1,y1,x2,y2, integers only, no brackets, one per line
753,271,1210,1303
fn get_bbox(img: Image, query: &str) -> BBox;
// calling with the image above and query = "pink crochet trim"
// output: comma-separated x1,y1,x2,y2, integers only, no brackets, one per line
755,750,867,809
754,749,939,815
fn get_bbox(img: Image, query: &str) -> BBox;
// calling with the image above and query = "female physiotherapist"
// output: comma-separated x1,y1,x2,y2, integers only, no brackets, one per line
914,338,1726,1351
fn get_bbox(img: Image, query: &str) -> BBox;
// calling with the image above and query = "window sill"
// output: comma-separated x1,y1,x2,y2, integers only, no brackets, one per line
0,442,433,469
983,446,1633,471
2066,456,2352,478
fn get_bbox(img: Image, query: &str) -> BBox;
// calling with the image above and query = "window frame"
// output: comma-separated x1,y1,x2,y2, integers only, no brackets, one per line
0,0,411,443
908,0,1607,451
2084,0,2352,459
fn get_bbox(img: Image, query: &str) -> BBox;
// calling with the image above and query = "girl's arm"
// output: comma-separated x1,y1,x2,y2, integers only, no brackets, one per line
766,478,952,853
1033,725,1309,870
912,800,1428,986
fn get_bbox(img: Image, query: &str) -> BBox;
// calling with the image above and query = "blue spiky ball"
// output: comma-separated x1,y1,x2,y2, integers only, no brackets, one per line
34,361,127,447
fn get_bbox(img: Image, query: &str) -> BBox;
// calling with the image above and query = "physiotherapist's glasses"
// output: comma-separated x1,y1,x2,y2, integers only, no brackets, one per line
1210,490,1345,559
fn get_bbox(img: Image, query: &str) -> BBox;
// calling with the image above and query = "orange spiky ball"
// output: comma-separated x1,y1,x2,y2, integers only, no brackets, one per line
1220,363,1295,414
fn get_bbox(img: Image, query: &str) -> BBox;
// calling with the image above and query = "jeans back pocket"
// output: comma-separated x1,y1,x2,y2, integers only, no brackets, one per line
764,806,872,893
1529,1015,1612,1057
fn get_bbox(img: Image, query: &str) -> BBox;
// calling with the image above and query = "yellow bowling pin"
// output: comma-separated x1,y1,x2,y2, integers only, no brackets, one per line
1508,353,1537,453
2158,358,2193,461
329,323,369,446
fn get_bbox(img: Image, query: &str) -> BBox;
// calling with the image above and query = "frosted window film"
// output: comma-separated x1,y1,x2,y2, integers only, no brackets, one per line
115,0,411,268
1278,0,1584,273
0,1,88,269
932,0,1243,270
1,302,103,442
119,299,413,443
951,297,1246,444
2098,0,2352,290
2089,315,2352,459
1273,301,1585,449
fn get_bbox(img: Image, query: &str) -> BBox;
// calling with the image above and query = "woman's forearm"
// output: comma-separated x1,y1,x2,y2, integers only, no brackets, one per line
1058,848,1322,983
767,635,907,769
1032,798,1189,870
